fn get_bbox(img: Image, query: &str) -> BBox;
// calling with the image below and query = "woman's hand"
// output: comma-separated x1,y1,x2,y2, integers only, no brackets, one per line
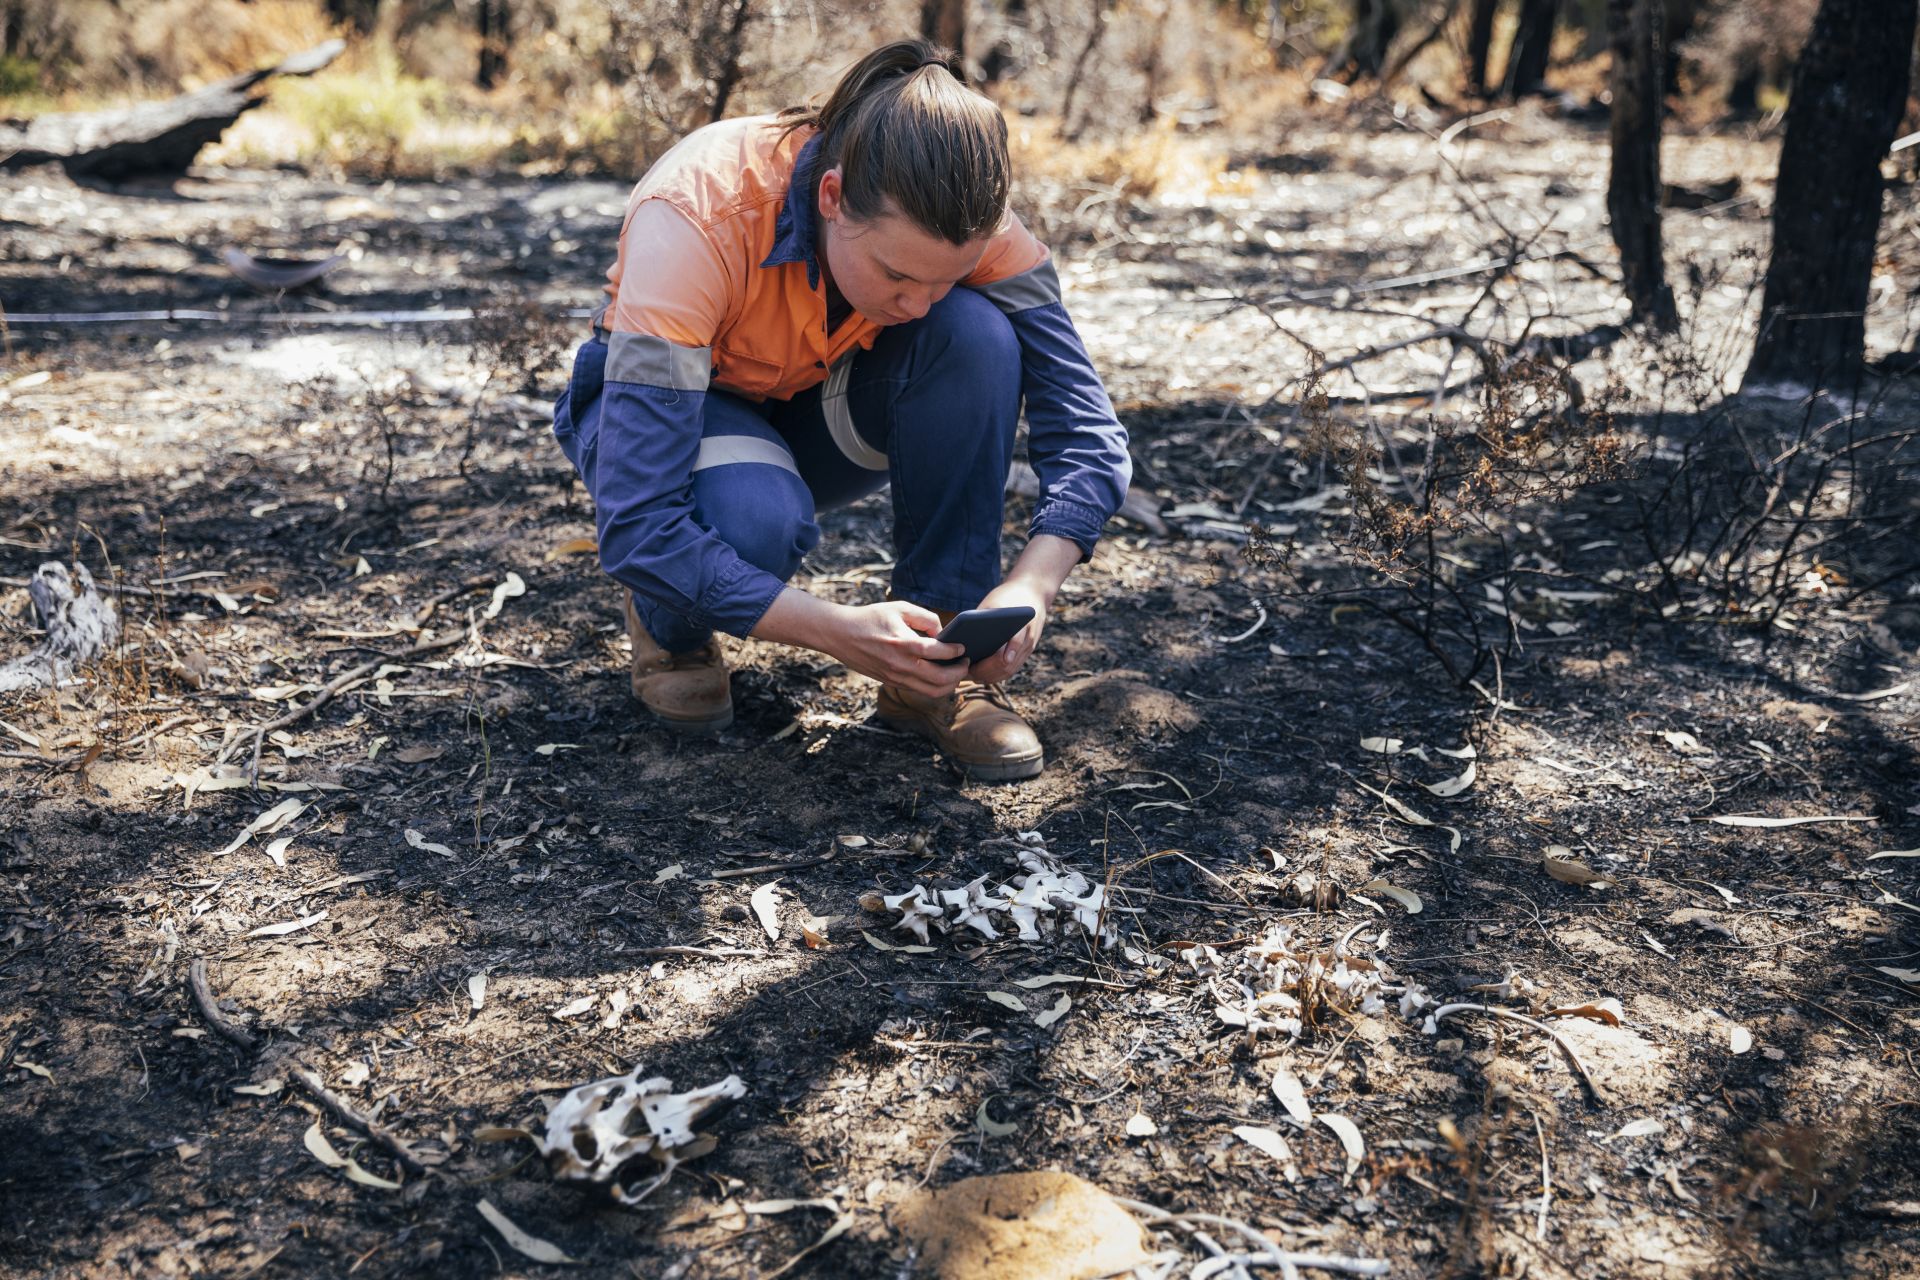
965,534,1083,683
966,580,1050,683
825,600,968,699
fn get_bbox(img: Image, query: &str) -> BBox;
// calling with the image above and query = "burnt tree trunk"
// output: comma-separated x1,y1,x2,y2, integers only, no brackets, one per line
323,0,381,33
1745,0,1917,388
1381,0,1461,90
1607,0,1677,330
2,1,25,59
703,0,753,122
1354,0,1403,77
476,0,510,90
1058,0,1110,140
1725,60,1760,116
1661,0,1695,95
920,0,968,61
1326,0,1403,80
1504,0,1558,97
1465,0,1498,94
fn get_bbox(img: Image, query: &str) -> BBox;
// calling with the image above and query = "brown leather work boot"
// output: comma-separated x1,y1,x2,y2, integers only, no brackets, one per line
874,680,1045,781
625,595,732,735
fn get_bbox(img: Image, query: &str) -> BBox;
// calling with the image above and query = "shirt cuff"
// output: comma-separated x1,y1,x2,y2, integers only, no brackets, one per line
1029,497,1110,561
688,561,789,637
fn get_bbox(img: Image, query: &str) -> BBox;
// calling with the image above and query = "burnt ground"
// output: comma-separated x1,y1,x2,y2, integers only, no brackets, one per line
2,105,1919,1279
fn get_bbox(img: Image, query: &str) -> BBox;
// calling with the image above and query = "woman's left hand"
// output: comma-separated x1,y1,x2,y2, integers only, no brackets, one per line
966,579,1050,684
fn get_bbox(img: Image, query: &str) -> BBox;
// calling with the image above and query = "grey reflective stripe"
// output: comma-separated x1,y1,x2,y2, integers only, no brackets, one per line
821,353,888,471
692,434,801,477
972,259,1062,313
606,331,712,391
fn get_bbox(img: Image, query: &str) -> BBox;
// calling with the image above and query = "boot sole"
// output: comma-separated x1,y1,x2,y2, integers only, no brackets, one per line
872,711,1045,782
641,690,737,740
640,702,734,737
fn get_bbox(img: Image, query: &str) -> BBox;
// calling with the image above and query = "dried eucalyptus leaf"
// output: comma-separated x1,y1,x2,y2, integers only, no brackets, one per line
1421,761,1477,797
1543,847,1614,889
1357,879,1423,913
483,572,527,620
976,1098,1018,1138
750,880,781,942
304,1122,347,1169
1319,1113,1366,1183
1271,1064,1312,1126
1232,1124,1300,1181
344,1160,401,1190
476,1198,575,1265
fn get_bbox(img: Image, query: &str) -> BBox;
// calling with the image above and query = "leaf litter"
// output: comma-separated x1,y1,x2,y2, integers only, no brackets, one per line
7,124,1912,1280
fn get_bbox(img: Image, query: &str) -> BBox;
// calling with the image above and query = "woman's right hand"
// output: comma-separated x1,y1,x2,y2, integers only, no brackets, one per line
826,601,967,698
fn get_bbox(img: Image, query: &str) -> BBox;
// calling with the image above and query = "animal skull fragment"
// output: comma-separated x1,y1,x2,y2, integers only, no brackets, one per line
538,1068,745,1203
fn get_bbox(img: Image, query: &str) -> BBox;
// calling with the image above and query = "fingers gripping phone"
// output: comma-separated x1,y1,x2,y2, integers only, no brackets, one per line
934,606,1035,666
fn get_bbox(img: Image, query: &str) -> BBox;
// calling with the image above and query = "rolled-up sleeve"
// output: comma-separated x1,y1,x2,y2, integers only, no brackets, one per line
967,219,1132,559
587,201,788,636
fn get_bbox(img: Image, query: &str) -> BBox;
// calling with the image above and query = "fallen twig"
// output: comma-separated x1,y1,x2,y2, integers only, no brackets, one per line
1531,1108,1552,1243
288,1066,429,1174
188,957,428,1173
412,575,497,627
1115,1197,1390,1277
1428,1002,1604,1103
217,631,465,781
188,957,260,1053
709,856,834,879
635,945,765,959
9,714,194,772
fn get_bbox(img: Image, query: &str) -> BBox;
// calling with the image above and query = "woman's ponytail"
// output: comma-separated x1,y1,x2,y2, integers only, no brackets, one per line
779,39,1010,246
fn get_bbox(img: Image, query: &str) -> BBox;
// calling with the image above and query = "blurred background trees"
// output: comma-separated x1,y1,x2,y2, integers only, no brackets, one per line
0,0,1915,388
0,0,1867,157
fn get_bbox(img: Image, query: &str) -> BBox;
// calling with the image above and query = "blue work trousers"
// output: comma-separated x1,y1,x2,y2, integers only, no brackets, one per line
556,288,1021,652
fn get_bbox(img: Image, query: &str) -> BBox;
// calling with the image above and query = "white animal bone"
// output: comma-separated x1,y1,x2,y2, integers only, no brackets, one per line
538,1068,745,1189
882,885,944,943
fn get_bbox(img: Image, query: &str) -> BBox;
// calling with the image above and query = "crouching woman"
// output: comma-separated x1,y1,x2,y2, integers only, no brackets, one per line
551,39,1131,781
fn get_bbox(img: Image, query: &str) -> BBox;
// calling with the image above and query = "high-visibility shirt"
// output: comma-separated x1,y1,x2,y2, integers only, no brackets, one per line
574,113,1132,637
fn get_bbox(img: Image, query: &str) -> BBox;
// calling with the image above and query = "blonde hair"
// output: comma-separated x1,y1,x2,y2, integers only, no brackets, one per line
780,39,1010,246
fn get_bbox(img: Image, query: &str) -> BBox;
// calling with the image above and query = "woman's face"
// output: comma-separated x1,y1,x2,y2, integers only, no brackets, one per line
816,166,991,326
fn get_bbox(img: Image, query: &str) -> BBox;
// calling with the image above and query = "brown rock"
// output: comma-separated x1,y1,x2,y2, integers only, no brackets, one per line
896,1171,1150,1280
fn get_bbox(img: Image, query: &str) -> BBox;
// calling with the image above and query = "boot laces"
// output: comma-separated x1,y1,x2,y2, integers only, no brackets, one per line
956,680,1013,712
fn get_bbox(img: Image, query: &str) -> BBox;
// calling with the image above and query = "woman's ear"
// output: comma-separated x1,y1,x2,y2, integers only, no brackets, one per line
816,166,844,223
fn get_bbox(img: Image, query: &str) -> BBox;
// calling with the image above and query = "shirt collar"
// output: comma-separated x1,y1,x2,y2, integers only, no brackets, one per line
762,132,824,289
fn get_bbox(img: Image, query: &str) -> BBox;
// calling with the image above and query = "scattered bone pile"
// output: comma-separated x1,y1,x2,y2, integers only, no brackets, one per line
860,832,1120,948
538,1069,746,1205
1182,925,1430,1040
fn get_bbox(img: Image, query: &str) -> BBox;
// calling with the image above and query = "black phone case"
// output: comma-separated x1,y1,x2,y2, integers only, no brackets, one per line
935,606,1036,664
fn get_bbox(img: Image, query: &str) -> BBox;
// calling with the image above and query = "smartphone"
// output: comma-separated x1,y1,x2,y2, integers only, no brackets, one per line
934,606,1036,665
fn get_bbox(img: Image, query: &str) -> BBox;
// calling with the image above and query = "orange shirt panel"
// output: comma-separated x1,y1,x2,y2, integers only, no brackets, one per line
603,114,1053,403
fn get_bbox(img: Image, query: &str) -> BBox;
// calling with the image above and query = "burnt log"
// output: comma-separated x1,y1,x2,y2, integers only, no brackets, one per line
0,39,343,179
